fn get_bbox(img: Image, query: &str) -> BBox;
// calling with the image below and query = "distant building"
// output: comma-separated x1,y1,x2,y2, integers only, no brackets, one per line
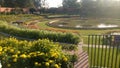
0,7,29,13
0,7,13,13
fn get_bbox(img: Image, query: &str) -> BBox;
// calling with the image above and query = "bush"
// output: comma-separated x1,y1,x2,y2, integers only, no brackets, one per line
61,43,77,51
0,21,80,44
0,38,73,68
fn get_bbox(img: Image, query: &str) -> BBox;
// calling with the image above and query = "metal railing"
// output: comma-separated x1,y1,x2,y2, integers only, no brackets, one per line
88,35,120,68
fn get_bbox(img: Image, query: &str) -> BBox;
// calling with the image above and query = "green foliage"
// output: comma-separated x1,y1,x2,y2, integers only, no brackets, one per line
63,0,80,8
60,43,77,51
62,0,81,14
0,38,74,68
1,0,34,8
69,54,78,63
0,21,80,44
81,0,120,17
0,14,44,23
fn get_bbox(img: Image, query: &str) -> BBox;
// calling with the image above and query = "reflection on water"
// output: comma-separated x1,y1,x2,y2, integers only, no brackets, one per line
58,24,64,27
75,25,82,28
97,24,118,28
57,24,118,29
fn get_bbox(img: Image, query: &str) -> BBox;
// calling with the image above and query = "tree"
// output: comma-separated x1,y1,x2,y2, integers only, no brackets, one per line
62,0,80,8
81,0,101,17
3,0,16,7
80,0,120,17
16,0,34,8
0,0,34,8
34,0,41,9
62,0,81,14
34,0,49,9
0,0,4,6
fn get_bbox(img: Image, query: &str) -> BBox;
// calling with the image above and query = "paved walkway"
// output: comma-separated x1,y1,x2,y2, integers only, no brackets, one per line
73,40,89,68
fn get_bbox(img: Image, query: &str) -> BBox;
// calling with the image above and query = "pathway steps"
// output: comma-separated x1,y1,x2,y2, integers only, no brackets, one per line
74,41,89,68
74,51,89,68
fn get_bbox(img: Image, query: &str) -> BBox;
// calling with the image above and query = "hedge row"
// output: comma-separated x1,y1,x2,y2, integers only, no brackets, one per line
0,21,80,44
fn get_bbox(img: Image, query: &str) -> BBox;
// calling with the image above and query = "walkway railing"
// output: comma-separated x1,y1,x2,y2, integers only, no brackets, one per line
88,35,120,68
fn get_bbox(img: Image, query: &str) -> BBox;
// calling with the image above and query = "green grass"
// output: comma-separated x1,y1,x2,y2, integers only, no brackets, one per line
37,20,51,28
83,47,120,68
0,14,44,23
37,18,120,44
1,14,120,44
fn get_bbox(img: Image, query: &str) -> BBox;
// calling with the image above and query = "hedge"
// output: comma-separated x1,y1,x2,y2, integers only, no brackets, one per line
0,21,80,44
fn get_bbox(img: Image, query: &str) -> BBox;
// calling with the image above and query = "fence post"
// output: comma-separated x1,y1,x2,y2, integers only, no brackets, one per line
88,35,120,68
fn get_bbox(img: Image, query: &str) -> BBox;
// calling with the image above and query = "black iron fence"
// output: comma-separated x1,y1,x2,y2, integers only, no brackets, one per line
88,35,120,68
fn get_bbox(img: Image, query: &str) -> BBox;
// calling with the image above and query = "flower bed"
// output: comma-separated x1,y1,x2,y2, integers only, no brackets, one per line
0,38,74,68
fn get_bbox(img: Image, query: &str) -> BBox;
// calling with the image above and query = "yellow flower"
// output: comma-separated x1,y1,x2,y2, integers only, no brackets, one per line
0,52,2,55
12,55,18,58
20,54,27,59
37,51,40,54
38,63,41,66
58,63,61,65
40,52,44,55
38,52,44,56
13,58,17,62
51,53,58,58
54,64,59,68
17,51,21,54
33,54,37,57
35,62,41,66
63,57,68,62
0,46,2,51
7,64,11,67
10,49,14,53
2,51,4,54
27,55,31,58
35,62,39,66
49,60,54,63
4,48,7,52
2,57,5,60
45,62,49,66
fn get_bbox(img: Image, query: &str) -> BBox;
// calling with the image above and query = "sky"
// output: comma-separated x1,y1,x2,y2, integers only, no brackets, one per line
46,0,81,8
46,0,62,8
46,0,120,8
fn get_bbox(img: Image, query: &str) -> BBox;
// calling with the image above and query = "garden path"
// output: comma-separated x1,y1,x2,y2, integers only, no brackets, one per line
73,40,89,68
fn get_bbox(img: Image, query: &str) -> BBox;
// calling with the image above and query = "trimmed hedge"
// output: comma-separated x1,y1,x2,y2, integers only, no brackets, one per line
0,21,80,44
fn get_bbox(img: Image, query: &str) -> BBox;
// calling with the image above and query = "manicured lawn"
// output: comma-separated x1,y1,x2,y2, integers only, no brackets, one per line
37,18,120,44
0,14,120,68
1,14,120,44
0,14,44,23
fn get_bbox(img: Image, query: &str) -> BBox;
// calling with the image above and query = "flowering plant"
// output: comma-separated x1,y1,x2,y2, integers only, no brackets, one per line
0,38,72,68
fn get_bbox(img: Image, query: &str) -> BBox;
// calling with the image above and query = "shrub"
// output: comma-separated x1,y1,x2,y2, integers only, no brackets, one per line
0,38,74,68
61,43,77,51
0,21,80,44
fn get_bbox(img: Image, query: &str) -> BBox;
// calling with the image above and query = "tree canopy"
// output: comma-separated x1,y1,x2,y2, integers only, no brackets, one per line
80,0,120,17
0,0,42,8
0,0,120,17
62,0,80,8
